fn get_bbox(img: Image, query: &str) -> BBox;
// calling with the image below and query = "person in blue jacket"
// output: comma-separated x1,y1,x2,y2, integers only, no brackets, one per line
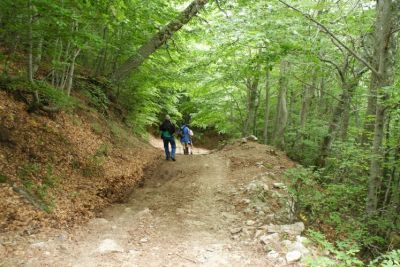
159,115,176,161
180,124,192,155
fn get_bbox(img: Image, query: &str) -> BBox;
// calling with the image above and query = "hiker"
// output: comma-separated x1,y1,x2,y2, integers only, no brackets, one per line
159,115,176,161
180,124,193,155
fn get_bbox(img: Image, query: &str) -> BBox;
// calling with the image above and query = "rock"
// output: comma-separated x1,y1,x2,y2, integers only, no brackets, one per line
246,180,269,195
288,240,310,256
139,237,148,243
254,229,264,239
241,138,248,143
267,222,305,236
282,240,292,248
285,250,302,263
265,214,275,221
242,198,251,204
90,218,109,225
136,208,152,218
221,212,238,221
267,250,280,259
296,236,308,244
259,233,280,245
0,244,5,257
230,227,242,235
246,220,256,226
273,183,286,189
257,211,265,216
97,239,124,253
31,242,46,249
247,135,258,141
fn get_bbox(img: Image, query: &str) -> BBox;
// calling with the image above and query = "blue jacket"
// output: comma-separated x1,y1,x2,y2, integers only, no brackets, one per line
180,125,191,143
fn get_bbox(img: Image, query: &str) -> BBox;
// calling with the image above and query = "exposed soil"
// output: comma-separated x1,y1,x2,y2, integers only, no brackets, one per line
1,138,305,267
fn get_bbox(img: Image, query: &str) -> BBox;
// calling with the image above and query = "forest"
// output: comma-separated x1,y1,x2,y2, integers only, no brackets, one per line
0,0,399,265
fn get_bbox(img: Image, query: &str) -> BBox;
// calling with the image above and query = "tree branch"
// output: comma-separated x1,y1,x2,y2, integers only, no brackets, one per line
277,0,380,76
318,55,345,82
214,0,229,17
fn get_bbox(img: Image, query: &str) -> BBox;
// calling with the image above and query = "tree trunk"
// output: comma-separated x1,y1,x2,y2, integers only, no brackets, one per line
33,37,43,75
366,0,398,216
66,48,81,96
244,73,260,136
27,0,34,83
263,67,271,144
112,0,209,81
315,84,348,167
273,60,288,148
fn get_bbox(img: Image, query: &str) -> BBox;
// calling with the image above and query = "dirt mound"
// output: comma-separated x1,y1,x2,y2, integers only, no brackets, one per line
0,91,160,234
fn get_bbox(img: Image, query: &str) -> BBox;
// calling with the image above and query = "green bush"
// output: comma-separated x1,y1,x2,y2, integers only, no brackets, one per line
305,230,364,267
369,250,400,267
84,85,110,114
16,163,58,213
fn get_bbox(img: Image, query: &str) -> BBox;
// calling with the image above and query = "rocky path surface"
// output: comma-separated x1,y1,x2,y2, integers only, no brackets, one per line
8,154,271,267
3,140,316,267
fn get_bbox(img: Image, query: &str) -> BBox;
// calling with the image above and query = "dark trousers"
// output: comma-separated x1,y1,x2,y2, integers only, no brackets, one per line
162,136,176,159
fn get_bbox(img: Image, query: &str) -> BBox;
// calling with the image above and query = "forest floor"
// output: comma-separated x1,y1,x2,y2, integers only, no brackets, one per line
1,137,320,267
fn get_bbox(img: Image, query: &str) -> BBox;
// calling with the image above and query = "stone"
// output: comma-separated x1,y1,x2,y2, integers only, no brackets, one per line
31,242,46,249
0,244,5,257
242,198,251,204
285,250,302,263
288,241,310,256
246,220,256,226
139,237,148,243
230,227,242,235
267,250,280,259
296,235,308,244
247,135,258,141
282,240,292,248
136,208,152,218
273,183,286,189
259,233,280,245
97,239,124,253
241,138,248,143
267,222,305,236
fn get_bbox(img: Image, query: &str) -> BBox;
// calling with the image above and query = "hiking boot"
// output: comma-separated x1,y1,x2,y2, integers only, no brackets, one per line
172,158,176,161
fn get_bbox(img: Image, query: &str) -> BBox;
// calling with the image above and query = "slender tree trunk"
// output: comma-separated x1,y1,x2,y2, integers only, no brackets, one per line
361,75,379,144
340,81,359,141
112,0,209,81
263,67,271,144
243,74,260,136
315,84,348,167
27,0,34,83
366,0,398,216
66,48,81,96
33,37,43,74
273,60,288,148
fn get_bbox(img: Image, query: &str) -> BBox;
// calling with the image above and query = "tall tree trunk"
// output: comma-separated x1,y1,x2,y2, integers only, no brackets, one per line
263,67,271,144
273,60,288,148
112,0,209,81
27,0,34,83
66,48,81,96
361,74,379,144
340,81,359,141
243,73,260,136
33,37,43,75
366,0,398,216
315,84,349,167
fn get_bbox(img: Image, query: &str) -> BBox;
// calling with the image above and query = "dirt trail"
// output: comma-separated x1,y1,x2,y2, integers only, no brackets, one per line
9,152,271,267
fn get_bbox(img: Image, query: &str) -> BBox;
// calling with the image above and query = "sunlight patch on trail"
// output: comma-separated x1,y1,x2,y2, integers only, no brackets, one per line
148,135,210,155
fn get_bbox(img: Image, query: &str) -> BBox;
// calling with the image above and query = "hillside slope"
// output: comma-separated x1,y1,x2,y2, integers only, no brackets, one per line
0,91,160,234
